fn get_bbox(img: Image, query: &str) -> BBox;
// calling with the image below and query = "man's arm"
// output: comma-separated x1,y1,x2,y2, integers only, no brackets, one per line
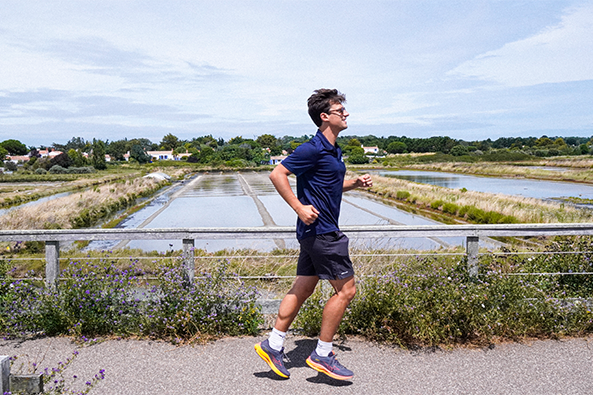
269,164,319,225
343,173,373,192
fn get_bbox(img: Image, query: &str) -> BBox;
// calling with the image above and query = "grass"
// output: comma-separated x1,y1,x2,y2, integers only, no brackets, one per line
0,171,141,209
0,177,166,231
365,173,593,224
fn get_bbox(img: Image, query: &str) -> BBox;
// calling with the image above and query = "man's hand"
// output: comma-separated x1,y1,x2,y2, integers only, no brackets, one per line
296,204,319,225
355,174,373,188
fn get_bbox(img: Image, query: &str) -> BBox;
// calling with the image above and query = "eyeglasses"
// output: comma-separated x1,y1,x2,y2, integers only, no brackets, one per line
327,107,347,116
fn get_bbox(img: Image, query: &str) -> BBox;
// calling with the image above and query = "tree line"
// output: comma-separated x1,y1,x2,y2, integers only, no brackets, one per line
2,133,593,172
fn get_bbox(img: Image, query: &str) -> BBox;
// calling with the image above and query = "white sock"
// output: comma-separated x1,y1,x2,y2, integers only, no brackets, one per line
315,339,333,357
268,328,286,351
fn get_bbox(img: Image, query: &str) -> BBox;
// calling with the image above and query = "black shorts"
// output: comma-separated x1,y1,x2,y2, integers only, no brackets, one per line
297,231,354,280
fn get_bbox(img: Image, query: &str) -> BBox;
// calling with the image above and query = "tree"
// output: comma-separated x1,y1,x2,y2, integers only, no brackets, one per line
0,139,27,155
50,152,73,168
0,146,7,160
347,138,362,147
228,136,245,145
535,136,554,147
198,146,214,164
91,139,107,170
256,134,278,149
130,144,151,164
450,145,470,156
160,133,180,150
347,146,369,164
256,134,282,155
68,149,86,167
127,138,154,151
4,161,17,171
107,139,129,161
386,141,407,154
54,137,87,152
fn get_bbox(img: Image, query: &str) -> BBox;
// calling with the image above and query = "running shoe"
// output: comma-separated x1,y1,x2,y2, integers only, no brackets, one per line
306,350,353,380
254,339,290,378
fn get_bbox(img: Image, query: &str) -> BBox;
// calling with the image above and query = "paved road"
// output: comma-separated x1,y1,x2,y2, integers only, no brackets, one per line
2,335,593,394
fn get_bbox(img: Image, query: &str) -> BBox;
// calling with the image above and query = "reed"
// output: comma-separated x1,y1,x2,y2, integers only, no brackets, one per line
367,174,593,224
0,177,164,230
400,162,593,183
0,171,142,209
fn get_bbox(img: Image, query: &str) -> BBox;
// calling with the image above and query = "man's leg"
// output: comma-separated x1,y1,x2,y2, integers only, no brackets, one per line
274,275,319,331
254,275,318,378
319,275,356,342
306,275,356,380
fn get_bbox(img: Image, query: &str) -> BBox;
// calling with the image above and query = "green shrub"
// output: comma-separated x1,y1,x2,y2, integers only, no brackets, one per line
0,258,262,341
297,250,593,346
396,190,411,200
430,200,445,210
465,207,486,222
49,165,68,174
442,202,459,215
458,205,471,217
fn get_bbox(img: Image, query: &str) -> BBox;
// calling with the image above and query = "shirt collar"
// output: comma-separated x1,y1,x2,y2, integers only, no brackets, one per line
315,130,338,152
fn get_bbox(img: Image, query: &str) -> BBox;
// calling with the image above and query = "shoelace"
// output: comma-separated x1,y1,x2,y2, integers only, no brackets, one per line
326,353,345,370
282,350,290,363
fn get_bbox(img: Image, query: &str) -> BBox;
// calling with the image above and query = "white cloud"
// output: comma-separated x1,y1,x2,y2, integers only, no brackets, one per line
448,4,593,87
0,40,123,92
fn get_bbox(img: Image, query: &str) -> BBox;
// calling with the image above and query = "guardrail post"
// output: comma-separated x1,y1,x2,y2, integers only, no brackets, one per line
182,238,195,286
466,236,479,278
45,241,60,288
1,355,9,394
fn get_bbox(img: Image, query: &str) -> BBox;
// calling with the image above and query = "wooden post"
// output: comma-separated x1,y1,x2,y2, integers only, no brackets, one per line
182,238,195,286
0,355,9,395
45,241,60,288
466,236,479,278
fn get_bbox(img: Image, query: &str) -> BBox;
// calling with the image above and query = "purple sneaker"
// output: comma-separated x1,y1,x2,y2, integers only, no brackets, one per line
254,339,290,378
306,350,353,380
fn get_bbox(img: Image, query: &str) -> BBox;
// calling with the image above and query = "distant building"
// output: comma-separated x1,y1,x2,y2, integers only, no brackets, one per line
38,149,63,158
269,155,287,165
362,146,379,154
147,150,191,161
5,155,31,164
147,150,174,161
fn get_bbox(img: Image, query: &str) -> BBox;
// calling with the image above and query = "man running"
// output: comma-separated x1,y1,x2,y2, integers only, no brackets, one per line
255,88,372,380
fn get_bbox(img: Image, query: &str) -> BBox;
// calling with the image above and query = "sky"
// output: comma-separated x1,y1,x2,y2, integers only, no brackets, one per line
1,0,592,148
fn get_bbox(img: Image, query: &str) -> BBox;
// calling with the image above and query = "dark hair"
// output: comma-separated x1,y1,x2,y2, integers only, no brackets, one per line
307,89,346,127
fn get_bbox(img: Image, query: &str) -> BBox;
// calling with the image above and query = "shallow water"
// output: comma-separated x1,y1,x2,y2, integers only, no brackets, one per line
86,171,490,252
372,170,593,200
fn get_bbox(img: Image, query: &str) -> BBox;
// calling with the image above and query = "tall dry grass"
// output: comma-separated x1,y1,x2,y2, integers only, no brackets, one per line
0,177,161,230
402,162,593,183
0,172,142,208
368,174,593,223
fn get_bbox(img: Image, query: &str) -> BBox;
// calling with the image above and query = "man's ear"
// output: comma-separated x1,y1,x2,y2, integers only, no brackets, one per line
319,112,330,122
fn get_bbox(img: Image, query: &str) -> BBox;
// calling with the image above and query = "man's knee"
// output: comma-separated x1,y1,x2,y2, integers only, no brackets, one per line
334,279,356,302
341,282,356,302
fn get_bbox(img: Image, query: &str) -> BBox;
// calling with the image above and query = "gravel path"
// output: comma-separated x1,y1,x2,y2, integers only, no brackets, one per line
2,335,593,394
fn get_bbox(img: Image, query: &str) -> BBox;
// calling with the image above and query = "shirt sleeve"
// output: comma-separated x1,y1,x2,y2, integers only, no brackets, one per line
280,141,319,176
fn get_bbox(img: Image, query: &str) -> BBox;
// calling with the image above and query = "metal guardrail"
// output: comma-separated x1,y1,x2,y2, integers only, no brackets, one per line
2,223,593,286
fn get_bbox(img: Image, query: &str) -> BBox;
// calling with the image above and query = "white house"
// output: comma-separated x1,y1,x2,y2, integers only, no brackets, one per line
269,155,287,165
362,146,379,154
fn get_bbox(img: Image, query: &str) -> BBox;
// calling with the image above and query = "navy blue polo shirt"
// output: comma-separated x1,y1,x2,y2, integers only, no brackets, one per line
280,130,346,240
